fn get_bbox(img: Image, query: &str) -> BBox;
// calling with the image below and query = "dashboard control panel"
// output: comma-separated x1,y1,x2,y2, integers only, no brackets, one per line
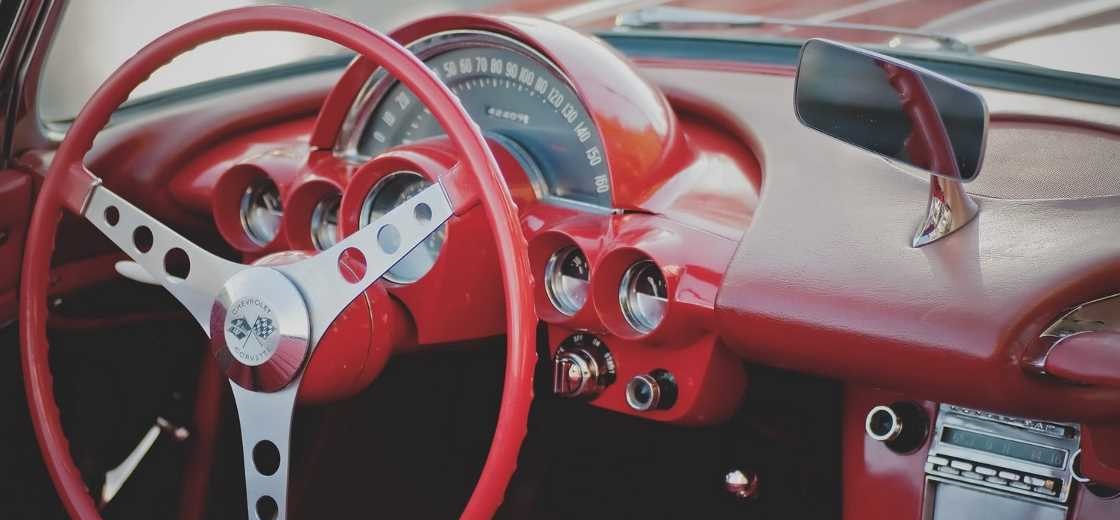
926,404,1080,505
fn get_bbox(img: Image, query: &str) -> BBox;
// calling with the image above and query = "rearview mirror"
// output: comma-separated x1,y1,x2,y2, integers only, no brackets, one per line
795,39,987,180
794,39,989,246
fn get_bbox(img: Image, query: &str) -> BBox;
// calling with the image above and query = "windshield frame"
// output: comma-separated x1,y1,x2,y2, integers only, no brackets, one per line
599,31,1120,108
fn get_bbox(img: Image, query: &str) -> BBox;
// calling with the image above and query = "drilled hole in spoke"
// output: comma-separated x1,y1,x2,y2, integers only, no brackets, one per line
377,224,401,254
104,206,120,226
414,203,432,223
337,247,367,284
253,440,280,476
255,496,278,520
163,247,190,280
133,226,154,253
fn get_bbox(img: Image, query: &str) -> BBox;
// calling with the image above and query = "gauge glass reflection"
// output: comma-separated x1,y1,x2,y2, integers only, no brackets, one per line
310,194,341,251
619,260,668,334
545,246,590,315
240,180,282,246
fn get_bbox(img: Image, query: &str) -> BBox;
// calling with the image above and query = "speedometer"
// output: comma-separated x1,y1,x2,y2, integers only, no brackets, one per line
345,32,611,208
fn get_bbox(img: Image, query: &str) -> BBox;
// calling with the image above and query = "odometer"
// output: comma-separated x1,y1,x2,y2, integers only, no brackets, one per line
350,32,611,207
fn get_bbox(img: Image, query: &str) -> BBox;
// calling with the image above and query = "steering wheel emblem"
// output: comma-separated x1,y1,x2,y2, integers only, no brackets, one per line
210,267,312,393
225,297,280,366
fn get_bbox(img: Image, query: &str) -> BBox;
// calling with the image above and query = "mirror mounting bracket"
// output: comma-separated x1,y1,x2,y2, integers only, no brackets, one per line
912,173,978,247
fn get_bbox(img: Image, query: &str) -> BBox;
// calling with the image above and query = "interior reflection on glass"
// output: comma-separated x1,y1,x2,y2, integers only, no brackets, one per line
794,39,987,181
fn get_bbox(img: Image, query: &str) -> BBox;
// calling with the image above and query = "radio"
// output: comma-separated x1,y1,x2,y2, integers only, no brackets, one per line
926,404,1080,505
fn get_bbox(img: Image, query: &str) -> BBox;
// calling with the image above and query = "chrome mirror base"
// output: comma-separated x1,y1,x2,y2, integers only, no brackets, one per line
912,174,979,248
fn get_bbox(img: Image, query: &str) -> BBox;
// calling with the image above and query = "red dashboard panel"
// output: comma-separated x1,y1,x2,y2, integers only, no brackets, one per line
636,65,1120,424
842,386,934,520
148,15,762,423
166,107,757,422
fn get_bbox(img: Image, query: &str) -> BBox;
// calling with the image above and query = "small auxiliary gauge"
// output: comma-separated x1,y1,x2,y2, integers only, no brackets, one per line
240,180,283,246
619,260,668,334
545,246,590,315
309,194,341,250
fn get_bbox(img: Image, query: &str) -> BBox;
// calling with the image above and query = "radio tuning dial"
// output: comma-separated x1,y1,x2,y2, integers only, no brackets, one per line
866,402,929,453
553,333,616,398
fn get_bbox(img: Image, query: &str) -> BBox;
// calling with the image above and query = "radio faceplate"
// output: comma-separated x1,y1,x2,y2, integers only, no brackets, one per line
926,404,1080,505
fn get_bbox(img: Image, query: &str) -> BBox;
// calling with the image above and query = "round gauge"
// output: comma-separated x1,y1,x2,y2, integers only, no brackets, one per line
309,194,340,251
618,260,668,334
544,246,590,316
240,180,282,246
359,172,446,284
351,32,611,207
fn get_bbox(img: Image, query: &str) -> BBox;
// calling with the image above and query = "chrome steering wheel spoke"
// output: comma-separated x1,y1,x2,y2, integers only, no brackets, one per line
229,382,299,520
82,183,246,333
215,182,453,519
275,181,453,346
80,177,452,520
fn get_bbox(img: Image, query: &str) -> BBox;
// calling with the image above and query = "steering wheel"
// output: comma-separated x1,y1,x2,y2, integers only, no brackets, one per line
20,6,535,520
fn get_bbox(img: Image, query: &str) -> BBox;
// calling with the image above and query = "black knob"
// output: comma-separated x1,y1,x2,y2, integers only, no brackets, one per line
865,402,928,453
625,369,677,411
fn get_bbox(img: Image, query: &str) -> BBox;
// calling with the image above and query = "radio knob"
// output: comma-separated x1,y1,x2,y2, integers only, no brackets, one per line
625,369,678,412
865,402,929,453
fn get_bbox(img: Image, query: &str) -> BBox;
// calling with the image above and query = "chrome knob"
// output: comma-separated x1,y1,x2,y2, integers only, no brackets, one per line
865,402,929,453
553,335,615,398
866,405,903,442
724,469,760,500
625,369,677,411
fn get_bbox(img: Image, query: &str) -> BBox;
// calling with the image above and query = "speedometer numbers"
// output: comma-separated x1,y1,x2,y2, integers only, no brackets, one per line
357,34,611,208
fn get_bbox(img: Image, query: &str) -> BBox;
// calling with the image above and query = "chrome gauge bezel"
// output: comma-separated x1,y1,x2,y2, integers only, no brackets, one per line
336,30,577,162
309,193,341,251
359,171,446,284
618,259,668,334
239,179,283,246
335,30,611,214
544,246,590,316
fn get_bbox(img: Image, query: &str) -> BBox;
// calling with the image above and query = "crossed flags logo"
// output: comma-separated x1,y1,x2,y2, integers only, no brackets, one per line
228,315,276,343
224,297,281,364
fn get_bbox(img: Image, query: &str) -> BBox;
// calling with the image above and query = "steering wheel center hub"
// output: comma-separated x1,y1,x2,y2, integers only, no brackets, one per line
223,296,281,366
209,267,311,392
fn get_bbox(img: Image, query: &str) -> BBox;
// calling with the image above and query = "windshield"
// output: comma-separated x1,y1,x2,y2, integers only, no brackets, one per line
38,0,1120,122
599,1,1120,80
38,0,502,122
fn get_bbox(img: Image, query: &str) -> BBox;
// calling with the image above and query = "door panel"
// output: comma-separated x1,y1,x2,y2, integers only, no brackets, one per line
0,169,32,320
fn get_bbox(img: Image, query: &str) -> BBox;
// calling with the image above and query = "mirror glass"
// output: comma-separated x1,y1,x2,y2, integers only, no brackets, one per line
795,39,988,181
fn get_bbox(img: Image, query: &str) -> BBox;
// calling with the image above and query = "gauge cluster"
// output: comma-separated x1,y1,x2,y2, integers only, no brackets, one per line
193,16,761,425
342,32,612,208
522,189,751,423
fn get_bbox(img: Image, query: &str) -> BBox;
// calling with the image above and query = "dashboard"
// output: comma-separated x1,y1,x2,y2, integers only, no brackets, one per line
73,10,1120,520
172,14,759,422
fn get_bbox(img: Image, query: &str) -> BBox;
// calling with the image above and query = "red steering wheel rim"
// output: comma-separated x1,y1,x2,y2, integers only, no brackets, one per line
20,6,535,519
